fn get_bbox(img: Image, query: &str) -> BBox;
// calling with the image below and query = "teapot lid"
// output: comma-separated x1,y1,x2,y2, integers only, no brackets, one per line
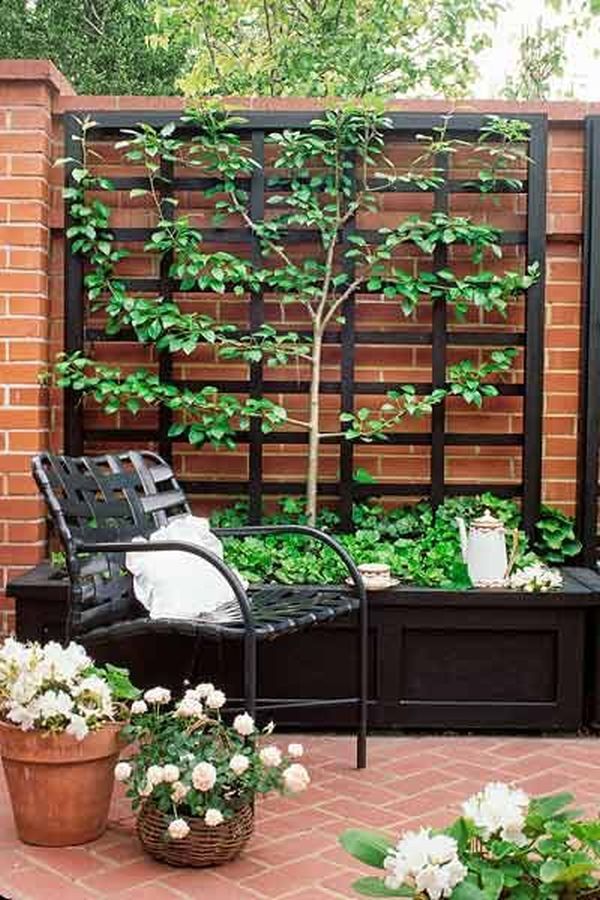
471,509,504,530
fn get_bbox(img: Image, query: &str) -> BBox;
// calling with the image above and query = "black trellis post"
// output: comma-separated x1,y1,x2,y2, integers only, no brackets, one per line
63,113,85,457
158,157,175,464
339,152,357,531
521,116,548,537
248,129,265,524
430,150,450,509
578,116,600,565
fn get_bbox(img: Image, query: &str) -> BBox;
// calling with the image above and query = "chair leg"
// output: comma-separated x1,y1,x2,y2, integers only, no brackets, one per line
357,593,368,769
244,632,257,720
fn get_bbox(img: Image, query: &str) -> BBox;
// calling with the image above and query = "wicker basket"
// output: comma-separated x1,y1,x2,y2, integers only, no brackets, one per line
136,802,254,867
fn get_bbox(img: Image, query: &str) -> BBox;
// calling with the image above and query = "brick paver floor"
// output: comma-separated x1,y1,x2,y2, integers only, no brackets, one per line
1,734,600,899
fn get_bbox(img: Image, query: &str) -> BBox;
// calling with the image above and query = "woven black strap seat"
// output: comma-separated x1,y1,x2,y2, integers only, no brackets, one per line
32,451,368,767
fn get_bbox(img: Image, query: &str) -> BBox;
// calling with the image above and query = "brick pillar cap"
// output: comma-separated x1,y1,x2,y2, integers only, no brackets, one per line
0,59,75,95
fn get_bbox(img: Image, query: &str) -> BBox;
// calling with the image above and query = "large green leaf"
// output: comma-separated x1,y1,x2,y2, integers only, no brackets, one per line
352,876,412,897
451,879,488,900
339,829,394,869
480,866,504,900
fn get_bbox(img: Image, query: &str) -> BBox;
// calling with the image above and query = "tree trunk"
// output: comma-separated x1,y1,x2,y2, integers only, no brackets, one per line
305,330,323,526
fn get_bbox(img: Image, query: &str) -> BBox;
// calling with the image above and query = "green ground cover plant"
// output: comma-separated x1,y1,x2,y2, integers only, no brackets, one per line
213,495,580,590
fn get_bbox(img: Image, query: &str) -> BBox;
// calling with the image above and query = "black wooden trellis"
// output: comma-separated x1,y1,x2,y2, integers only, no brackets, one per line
63,110,548,533
578,116,600,564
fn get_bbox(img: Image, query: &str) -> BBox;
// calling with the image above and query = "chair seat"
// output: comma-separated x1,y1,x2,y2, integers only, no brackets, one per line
228,584,359,637
77,585,359,645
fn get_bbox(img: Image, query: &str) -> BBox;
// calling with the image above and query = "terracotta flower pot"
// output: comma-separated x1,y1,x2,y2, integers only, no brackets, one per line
0,720,123,846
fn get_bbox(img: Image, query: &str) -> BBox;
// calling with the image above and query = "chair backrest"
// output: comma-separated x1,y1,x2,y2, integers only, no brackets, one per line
32,451,191,636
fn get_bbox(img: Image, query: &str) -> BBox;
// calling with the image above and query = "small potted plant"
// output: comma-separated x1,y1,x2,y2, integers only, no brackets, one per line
341,782,600,898
116,682,310,867
0,637,138,846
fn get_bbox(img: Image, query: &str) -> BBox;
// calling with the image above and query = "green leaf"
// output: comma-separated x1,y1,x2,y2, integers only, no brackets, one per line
480,866,504,900
446,817,473,851
530,793,574,822
451,880,488,900
351,876,412,897
539,859,567,883
339,829,394,869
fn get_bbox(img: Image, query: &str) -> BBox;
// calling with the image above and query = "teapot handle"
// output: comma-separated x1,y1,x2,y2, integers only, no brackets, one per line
505,528,520,578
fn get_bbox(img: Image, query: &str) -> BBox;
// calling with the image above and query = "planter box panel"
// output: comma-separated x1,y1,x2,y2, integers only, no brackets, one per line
400,627,557,704
381,606,585,730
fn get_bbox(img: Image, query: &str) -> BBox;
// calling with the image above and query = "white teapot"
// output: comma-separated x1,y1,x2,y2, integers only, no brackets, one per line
456,509,508,588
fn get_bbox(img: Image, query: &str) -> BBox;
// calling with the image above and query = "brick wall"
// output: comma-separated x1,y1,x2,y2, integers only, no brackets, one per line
0,65,596,634
0,61,73,634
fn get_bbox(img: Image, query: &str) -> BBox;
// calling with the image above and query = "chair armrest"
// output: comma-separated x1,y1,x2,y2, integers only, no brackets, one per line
212,525,366,600
75,539,253,628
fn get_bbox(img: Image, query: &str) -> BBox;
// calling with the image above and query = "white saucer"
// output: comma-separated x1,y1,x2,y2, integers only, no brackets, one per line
346,577,401,591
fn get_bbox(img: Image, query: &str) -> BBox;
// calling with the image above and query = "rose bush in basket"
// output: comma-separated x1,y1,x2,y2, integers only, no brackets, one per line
341,782,600,899
0,638,138,845
117,681,310,865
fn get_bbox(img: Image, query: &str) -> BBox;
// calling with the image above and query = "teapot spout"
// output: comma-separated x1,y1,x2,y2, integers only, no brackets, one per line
456,517,468,563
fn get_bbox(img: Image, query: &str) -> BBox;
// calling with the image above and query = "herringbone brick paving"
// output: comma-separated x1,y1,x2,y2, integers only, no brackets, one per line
1,734,599,899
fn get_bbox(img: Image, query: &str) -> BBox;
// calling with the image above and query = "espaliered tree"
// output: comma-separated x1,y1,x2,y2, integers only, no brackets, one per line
56,107,538,525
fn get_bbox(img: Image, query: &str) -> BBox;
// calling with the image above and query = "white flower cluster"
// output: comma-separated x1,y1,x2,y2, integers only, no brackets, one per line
0,638,114,741
462,782,530,845
508,563,563,593
384,829,467,900
117,683,310,841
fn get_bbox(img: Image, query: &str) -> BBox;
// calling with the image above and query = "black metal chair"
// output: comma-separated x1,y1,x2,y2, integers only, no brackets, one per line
32,450,368,768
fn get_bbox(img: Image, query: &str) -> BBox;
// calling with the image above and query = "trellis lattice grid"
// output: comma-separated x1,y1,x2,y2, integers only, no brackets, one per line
62,110,548,533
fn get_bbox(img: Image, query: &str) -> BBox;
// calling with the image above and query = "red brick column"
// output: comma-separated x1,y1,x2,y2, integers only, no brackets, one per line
0,61,73,634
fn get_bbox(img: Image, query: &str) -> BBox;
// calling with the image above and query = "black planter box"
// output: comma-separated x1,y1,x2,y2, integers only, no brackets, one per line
7,564,600,732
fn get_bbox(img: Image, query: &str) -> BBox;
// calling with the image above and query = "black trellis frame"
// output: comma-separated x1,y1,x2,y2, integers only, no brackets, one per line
578,116,600,564
63,110,547,534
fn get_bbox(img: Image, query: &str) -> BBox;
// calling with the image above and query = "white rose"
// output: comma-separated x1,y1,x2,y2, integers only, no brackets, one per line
114,762,132,782
175,698,204,718
168,818,190,840
229,754,250,776
462,782,529,843
384,829,466,900
196,682,215,699
192,761,217,792
143,687,171,705
282,763,310,793
171,781,189,804
131,699,148,715
205,689,226,710
162,764,180,784
183,688,202,702
287,743,304,758
146,765,165,786
260,745,282,768
233,712,255,736
204,808,224,827
139,783,152,797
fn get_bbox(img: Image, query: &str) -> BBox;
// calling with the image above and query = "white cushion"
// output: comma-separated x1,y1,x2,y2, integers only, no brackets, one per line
125,515,241,620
